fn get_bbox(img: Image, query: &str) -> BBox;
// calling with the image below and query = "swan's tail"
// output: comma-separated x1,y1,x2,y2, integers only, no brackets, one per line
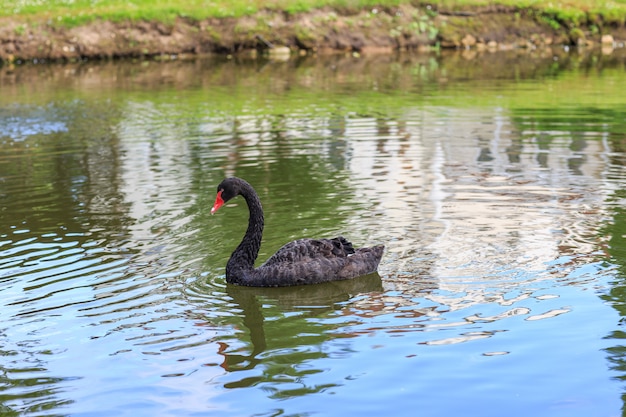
357,244,385,265
339,244,385,280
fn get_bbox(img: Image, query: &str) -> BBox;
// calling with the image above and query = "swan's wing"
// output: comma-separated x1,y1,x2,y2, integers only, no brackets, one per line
261,236,355,267
245,244,384,287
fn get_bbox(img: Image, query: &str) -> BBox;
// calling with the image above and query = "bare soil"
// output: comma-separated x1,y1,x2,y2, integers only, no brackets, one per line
1,4,625,62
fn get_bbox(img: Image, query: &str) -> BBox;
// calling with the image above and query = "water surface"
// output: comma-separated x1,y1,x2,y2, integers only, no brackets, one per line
1,49,626,416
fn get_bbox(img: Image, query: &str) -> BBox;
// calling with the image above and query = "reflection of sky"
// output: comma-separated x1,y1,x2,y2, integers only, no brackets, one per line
115,101,195,242
343,107,611,286
0,110,68,141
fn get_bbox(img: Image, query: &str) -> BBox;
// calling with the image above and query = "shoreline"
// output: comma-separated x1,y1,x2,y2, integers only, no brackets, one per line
1,4,626,63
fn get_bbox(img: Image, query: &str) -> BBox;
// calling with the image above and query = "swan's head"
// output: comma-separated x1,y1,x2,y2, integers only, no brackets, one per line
211,177,244,214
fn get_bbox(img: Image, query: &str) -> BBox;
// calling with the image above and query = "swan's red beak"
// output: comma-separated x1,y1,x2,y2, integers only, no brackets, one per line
211,190,225,215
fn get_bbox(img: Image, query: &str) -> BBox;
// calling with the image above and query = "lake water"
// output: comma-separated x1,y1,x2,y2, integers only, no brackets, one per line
1,49,626,416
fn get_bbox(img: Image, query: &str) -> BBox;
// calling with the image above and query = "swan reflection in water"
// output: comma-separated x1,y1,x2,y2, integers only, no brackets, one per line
209,273,385,392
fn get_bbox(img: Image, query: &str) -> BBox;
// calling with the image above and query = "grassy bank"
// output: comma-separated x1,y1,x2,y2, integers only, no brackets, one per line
1,0,625,62
2,0,626,27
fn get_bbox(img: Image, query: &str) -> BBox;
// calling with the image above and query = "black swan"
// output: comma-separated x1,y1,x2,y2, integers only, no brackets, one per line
211,177,384,287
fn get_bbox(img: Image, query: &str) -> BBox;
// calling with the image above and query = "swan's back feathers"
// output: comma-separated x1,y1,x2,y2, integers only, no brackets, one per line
261,236,354,267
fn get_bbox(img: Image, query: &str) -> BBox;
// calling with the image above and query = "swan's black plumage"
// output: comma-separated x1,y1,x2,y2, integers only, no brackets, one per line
212,177,384,287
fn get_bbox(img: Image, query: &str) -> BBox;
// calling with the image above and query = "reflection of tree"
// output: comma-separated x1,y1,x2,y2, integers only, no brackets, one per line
0,364,73,414
591,122,626,414
215,274,383,395
0,100,130,241
601,195,626,415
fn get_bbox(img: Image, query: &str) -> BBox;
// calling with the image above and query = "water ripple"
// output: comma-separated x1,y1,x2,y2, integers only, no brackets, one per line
1,54,626,416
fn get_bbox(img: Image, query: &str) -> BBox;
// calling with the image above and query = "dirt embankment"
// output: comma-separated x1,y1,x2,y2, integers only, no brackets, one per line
1,3,625,62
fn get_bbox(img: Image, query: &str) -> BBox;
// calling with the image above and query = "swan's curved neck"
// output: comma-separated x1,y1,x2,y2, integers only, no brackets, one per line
226,182,264,277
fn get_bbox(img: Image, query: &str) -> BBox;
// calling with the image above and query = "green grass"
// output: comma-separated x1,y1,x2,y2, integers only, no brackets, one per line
1,0,625,26
0,0,403,24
